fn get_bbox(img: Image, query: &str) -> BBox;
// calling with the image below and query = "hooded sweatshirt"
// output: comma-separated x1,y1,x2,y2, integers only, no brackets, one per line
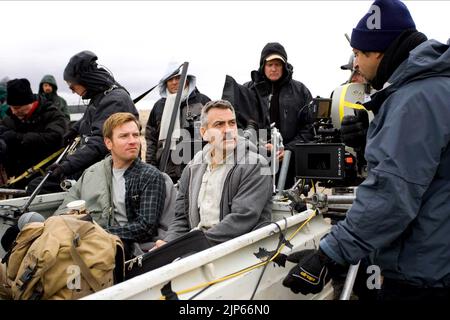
38,74,70,121
145,63,210,182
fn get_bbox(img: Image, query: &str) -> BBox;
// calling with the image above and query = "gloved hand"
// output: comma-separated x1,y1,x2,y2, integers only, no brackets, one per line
63,128,78,146
47,163,65,180
2,130,22,145
282,248,332,295
341,109,369,149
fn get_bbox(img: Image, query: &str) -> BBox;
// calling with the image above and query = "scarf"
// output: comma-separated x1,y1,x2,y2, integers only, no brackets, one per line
371,29,428,90
158,86,190,150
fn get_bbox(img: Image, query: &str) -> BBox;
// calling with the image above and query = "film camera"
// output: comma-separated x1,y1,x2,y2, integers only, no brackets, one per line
294,97,360,187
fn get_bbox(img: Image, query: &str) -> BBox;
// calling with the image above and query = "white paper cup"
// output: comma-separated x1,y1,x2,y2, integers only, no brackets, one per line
66,200,86,212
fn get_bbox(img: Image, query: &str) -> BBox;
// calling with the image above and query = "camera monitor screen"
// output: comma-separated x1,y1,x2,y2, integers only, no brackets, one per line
294,143,345,180
310,98,332,120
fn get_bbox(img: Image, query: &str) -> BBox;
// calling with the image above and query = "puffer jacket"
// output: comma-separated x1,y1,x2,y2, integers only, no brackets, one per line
0,100,66,177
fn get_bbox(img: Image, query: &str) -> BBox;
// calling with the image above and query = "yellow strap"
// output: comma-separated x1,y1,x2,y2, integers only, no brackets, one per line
338,84,366,122
6,147,64,186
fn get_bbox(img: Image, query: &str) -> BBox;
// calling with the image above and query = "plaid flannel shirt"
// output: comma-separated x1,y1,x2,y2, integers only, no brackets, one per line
106,159,165,242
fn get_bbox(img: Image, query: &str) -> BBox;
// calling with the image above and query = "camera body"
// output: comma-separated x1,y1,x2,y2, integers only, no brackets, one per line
294,97,361,187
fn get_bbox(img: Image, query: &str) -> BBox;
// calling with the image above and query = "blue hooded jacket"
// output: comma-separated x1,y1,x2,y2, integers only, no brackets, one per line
320,39,450,287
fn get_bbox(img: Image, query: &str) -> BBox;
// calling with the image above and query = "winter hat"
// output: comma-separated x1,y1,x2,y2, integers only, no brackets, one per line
351,0,416,52
259,42,288,67
6,78,35,106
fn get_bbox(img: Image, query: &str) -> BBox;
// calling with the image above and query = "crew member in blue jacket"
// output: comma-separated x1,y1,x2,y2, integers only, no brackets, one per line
283,0,450,301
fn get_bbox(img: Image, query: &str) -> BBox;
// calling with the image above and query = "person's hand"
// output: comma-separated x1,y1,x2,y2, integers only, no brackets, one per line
47,163,65,180
265,143,285,160
282,249,332,295
63,128,78,146
154,239,167,248
340,109,369,149
1,130,21,145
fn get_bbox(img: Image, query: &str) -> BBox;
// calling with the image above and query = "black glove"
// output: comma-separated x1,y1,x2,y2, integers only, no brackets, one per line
2,130,22,145
282,248,332,295
63,128,78,146
341,109,369,149
47,163,65,180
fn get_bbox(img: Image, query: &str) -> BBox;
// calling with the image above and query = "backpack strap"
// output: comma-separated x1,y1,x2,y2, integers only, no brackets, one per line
62,217,102,292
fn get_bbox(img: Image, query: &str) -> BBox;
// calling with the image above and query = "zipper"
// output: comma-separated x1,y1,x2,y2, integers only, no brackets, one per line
219,164,238,221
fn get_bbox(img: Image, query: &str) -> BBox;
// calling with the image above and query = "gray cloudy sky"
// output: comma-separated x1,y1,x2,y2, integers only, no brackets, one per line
1,1,449,109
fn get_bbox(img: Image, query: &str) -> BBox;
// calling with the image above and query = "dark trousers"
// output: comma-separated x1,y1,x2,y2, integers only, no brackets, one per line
378,278,450,301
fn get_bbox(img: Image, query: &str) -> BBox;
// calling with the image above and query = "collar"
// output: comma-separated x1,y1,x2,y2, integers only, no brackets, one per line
24,101,39,120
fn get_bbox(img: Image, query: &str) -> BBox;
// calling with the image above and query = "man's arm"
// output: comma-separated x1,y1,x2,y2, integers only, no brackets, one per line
106,172,165,243
15,108,66,152
284,84,314,150
163,165,192,242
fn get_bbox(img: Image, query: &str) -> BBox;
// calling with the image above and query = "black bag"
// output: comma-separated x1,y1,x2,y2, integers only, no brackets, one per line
125,230,211,280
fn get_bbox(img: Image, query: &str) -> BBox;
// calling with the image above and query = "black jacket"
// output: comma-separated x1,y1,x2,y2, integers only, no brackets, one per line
0,100,67,177
244,68,313,150
61,87,139,178
145,88,210,182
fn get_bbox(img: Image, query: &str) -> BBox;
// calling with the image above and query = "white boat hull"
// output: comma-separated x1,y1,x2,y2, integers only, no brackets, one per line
1,195,334,300
84,209,333,300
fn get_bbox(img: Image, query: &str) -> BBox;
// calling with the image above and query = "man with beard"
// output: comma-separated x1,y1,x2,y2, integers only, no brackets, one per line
282,0,450,301
38,74,70,122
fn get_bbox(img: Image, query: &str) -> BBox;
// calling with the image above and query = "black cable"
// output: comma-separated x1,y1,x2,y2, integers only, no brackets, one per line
188,284,213,300
250,219,287,300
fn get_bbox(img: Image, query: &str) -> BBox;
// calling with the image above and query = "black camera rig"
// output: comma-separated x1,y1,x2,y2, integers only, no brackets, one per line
294,97,363,188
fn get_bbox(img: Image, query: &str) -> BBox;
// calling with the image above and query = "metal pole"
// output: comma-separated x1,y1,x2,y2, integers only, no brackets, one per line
339,261,360,300
271,126,278,194
276,150,291,195
20,139,76,215
159,62,189,174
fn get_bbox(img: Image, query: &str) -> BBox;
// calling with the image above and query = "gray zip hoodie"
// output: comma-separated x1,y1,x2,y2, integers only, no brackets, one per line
164,137,272,245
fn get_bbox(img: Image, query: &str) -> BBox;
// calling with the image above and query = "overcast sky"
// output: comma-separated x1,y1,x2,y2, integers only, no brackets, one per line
1,1,449,109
